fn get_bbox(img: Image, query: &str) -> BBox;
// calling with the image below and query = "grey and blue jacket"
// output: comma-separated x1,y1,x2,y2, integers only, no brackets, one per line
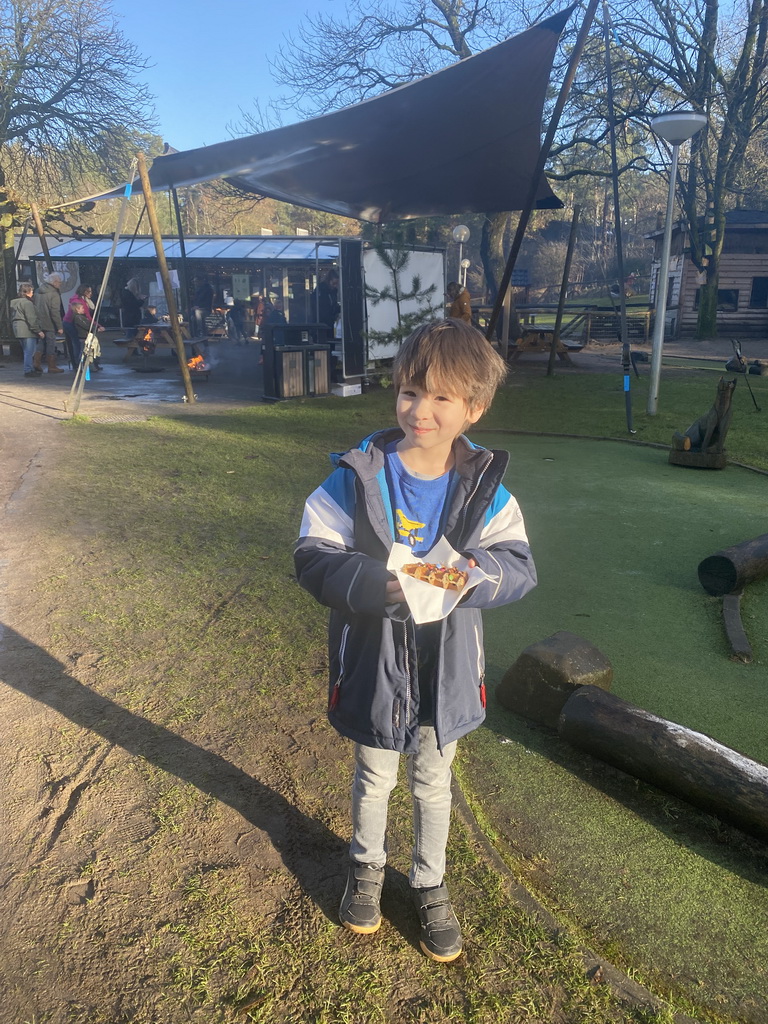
294,428,537,753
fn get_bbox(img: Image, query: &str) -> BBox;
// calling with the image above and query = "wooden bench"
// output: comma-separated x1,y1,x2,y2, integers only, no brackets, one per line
509,328,577,365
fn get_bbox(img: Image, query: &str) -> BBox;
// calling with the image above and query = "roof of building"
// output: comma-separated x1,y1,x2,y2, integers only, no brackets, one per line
29,235,342,262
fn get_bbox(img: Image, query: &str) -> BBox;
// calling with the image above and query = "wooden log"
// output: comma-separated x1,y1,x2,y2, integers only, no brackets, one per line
697,533,768,595
559,686,768,841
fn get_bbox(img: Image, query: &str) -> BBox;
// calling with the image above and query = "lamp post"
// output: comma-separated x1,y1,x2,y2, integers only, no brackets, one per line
647,111,707,415
460,258,471,288
452,224,470,285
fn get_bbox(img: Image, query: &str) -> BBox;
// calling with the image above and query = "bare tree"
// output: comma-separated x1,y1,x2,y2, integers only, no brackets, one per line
532,0,768,337
0,0,155,333
269,0,532,302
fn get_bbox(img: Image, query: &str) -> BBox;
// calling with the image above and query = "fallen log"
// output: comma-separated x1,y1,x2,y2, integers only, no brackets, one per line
558,686,768,841
698,533,768,596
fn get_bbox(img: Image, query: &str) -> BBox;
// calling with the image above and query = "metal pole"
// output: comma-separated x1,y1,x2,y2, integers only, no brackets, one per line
602,0,633,432
485,0,600,341
647,142,680,415
547,204,580,376
136,152,196,404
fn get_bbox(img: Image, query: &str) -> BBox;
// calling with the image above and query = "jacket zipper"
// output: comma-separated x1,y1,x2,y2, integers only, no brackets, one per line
330,623,350,709
474,623,486,707
402,621,411,728
458,453,493,535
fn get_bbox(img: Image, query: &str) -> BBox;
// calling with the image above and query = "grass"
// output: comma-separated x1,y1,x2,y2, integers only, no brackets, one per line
14,366,768,1023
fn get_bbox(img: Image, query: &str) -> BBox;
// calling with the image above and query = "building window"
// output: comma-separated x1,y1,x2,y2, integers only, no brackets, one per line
694,288,739,312
749,277,768,307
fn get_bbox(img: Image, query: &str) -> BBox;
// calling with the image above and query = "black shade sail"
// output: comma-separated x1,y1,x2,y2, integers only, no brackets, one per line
65,9,573,221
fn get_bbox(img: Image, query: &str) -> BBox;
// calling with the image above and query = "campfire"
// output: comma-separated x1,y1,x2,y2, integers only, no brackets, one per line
140,328,155,354
187,354,209,373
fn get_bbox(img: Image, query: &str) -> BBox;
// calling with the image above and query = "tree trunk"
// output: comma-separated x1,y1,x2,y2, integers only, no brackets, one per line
696,260,719,338
0,168,16,344
559,686,768,841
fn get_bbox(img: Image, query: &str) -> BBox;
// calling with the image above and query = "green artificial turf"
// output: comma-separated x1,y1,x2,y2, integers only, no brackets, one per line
479,434,767,761
458,433,768,1024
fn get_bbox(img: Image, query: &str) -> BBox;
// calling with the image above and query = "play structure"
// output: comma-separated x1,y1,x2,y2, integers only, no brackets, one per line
497,629,768,842
669,376,736,469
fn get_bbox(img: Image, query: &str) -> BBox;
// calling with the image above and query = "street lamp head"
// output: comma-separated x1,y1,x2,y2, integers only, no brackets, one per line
651,111,707,145
452,224,470,244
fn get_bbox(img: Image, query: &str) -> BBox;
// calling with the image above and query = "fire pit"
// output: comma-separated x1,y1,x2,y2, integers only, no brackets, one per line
186,354,211,380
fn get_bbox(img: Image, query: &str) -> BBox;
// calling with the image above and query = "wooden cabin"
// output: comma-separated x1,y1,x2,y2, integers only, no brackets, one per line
647,209,768,338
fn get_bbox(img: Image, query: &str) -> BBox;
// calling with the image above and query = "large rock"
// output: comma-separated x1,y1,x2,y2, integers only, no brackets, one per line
495,630,613,729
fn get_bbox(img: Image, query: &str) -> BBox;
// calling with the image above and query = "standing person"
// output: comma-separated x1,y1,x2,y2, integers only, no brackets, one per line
312,268,340,336
33,272,66,373
227,298,249,344
65,285,106,370
11,282,45,377
446,281,472,323
294,319,537,962
120,278,145,340
191,275,214,337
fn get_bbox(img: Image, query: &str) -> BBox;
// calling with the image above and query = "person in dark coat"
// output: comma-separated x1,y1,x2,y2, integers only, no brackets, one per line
312,269,340,339
120,278,145,339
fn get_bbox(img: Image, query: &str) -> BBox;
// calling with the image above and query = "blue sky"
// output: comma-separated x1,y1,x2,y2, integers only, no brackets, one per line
115,0,321,151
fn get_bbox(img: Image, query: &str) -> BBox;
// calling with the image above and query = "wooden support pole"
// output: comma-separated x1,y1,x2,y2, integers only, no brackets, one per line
30,202,53,274
547,204,580,376
136,153,196,405
485,0,600,342
559,686,768,841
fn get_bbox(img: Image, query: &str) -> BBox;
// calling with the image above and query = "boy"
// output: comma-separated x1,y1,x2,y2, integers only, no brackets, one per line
294,319,536,962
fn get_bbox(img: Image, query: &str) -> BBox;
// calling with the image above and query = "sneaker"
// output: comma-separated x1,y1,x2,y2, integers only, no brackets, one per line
339,862,384,934
24,370,37,377
413,884,463,962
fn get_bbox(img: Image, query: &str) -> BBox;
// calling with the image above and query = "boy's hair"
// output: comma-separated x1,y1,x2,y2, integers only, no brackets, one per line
19,283,34,296
393,318,507,411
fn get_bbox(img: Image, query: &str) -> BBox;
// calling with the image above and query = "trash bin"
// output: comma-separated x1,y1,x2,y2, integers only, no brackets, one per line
271,346,306,399
304,345,331,396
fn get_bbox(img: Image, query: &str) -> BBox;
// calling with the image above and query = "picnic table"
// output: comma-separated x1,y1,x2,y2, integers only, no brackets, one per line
509,327,582,365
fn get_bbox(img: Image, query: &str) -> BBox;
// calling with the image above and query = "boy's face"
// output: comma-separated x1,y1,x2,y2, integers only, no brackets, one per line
396,382,483,455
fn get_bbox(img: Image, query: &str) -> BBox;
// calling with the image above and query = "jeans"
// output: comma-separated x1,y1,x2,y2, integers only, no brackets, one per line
350,727,457,889
63,321,80,367
21,337,36,372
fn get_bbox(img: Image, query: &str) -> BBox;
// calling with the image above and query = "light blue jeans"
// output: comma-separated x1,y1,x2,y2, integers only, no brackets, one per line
21,337,36,373
350,727,457,889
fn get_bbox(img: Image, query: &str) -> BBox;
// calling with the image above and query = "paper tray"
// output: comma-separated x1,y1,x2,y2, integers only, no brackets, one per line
387,537,497,624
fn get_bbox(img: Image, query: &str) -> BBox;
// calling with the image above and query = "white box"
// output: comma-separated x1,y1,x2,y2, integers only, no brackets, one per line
332,383,362,397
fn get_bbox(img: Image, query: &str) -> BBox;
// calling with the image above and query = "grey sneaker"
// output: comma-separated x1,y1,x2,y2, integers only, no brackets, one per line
339,862,384,934
413,883,463,962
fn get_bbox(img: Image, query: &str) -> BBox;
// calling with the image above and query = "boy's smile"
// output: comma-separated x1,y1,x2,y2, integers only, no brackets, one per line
396,384,483,474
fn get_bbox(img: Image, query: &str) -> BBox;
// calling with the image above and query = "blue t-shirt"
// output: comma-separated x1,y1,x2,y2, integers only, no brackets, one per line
384,445,452,556
384,443,455,725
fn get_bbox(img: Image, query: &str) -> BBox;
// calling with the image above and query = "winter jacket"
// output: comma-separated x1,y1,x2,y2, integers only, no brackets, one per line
34,281,63,332
11,296,42,338
294,428,537,753
448,289,472,323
